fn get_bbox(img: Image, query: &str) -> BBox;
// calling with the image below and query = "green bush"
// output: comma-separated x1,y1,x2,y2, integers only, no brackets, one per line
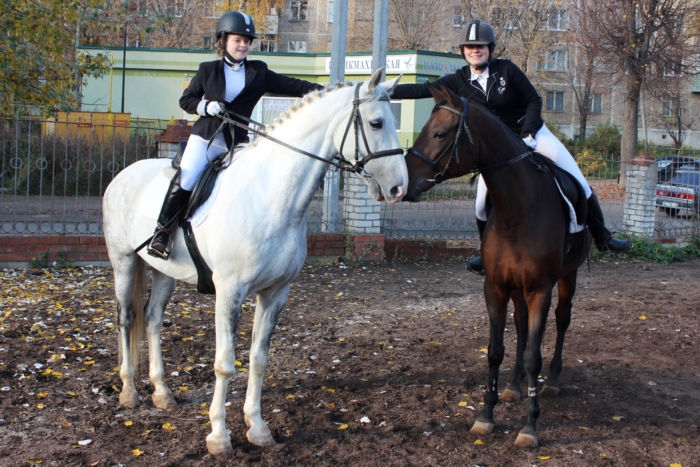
582,125,621,159
593,235,700,264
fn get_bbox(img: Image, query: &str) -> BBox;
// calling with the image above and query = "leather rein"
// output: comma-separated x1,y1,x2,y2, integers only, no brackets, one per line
213,83,404,177
405,97,531,184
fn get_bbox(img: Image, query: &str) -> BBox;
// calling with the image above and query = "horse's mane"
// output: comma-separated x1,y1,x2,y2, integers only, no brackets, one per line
248,82,357,149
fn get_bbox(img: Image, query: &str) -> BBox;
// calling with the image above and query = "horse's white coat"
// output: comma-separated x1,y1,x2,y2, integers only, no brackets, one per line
102,69,406,455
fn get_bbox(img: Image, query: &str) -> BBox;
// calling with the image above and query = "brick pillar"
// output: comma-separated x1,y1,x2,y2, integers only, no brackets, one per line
622,155,657,237
341,173,385,260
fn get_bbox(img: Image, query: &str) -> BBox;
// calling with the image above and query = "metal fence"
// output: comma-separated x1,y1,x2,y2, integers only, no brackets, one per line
1,117,698,240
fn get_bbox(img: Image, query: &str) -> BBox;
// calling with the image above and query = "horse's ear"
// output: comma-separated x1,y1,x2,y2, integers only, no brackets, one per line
380,74,403,96
366,67,385,92
429,85,448,103
445,87,462,108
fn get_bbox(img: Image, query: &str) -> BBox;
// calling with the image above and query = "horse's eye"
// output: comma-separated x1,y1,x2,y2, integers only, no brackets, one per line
434,131,447,139
369,119,383,130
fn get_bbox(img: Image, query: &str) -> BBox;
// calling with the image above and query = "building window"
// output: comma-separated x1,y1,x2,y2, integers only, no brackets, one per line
290,1,308,21
288,40,307,53
328,1,334,22
452,6,463,27
202,36,215,49
546,9,569,31
661,97,680,117
589,94,602,114
205,0,224,18
390,101,401,129
257,39,277,52
540,50,567,72
164,0,185,17
545,91,564,112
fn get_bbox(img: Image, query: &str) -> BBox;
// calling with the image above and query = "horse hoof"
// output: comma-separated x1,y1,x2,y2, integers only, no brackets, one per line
119,390,141,408
500,388,522,402
514,432,539,448
246,427,277,447
539,385,560,398
206,433,233,455
152,391,177,409
470,420,495,436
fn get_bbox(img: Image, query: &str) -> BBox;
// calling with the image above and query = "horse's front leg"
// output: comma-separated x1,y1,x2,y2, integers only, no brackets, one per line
145,270,177,409
244,284,290,446
206,288,244,456
471,280,510,436
514,289,553,448
540,272,577,398
501,290,528,403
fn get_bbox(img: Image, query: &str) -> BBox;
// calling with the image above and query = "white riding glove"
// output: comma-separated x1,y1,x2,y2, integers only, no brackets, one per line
522,135,537,149
206,101,224,116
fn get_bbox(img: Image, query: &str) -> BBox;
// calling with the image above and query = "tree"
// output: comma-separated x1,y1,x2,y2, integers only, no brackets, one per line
388,0,451,50
0,0,110,115
590,0,700,167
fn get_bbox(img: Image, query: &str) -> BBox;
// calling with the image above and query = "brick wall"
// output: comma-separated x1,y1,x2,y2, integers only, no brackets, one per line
0,234,477,266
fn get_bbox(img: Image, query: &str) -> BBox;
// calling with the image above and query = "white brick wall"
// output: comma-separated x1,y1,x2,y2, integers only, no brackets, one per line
341,174,382,234
623,159,657,237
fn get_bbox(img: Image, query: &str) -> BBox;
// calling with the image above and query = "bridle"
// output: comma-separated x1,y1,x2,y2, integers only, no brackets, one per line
214,83,403,177
405,97,531,184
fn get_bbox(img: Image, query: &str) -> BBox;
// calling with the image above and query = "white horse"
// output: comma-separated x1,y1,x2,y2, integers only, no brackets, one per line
102,69,407,455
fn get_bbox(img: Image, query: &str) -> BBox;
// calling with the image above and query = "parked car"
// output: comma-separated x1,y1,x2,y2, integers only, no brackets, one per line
655,171,700,217
656,156,700,182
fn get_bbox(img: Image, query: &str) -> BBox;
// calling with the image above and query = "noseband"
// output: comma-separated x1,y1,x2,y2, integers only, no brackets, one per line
406,97,531,184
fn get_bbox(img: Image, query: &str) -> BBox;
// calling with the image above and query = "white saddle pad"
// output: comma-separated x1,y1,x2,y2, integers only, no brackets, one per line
553,179,584,234
140,168,223,228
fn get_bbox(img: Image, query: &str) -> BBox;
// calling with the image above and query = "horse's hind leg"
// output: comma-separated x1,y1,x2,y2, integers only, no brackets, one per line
114,255,147,408
244,283,290,446
540,271,577,398
145,269,177,409
471,280,510,436
501,291,528,403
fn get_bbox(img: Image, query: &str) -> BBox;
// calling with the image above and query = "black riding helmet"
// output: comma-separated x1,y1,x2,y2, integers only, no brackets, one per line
216,11,256,40
459,20,495,55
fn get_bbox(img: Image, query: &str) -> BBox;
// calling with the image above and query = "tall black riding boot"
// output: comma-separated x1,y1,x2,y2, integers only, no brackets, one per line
586,192,631,253
466,219,487,275
147,171,191,260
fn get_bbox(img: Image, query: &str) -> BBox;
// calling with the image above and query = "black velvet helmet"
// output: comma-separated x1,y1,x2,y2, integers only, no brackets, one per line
216,11,256,40
459,20,495,54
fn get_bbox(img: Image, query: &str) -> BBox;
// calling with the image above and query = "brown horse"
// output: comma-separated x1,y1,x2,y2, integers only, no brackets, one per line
404,86,592,448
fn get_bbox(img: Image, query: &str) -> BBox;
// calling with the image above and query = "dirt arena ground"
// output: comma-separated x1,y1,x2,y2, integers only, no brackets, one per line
1,257,698,466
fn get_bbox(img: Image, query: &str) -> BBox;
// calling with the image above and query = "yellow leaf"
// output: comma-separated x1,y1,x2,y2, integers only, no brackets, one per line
612,415,623,421
200,402,208,407
178,386,188,391
124,421,133,427
200,410,209,415
235,360,242,367
539,456,552,460
458,401,468,407
338,424,348,430
84,360,95,365
474,439,485,445
670,464,683,467
28,461,43,465
37,403,45,409
162,423,177,431
37,392,48,398
639,315,647,320
479,348,488,354
67,391,77,397
286,394,295,399
132,448,144,456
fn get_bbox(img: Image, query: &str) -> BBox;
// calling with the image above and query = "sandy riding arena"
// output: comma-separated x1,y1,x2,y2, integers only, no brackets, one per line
1,258,698,466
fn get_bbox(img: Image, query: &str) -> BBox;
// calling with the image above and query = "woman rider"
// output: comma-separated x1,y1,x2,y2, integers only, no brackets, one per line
392,20,631,274
148,11,324,260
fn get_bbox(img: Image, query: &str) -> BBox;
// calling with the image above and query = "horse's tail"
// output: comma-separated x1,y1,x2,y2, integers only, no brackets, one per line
118,256,148,373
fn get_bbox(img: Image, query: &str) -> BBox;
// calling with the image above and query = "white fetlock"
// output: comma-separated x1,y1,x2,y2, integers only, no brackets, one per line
206,432,233,455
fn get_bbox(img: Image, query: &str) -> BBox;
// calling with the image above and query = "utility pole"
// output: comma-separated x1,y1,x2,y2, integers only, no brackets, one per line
323,0,349,232
371,0,389,77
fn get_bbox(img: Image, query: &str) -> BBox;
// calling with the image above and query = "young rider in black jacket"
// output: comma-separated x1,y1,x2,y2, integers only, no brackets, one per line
148,11,324,260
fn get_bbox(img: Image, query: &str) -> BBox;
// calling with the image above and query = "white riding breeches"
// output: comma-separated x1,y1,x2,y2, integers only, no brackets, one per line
179,133,229,191
474,124,592,221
